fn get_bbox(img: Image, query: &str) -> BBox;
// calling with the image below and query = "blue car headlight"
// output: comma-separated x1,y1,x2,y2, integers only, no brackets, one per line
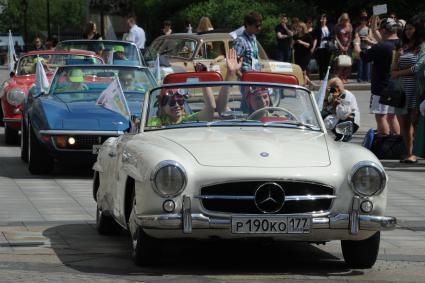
150,160,187,198
348,161,387,196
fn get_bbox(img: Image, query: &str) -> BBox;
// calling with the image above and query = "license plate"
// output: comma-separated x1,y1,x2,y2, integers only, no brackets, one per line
92,145,102,154
231,216,311,234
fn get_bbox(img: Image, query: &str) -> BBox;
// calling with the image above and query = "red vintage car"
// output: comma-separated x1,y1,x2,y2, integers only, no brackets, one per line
0,50,104,144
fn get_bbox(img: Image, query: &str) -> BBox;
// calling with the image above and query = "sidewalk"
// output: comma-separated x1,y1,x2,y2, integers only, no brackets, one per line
311,78,371,91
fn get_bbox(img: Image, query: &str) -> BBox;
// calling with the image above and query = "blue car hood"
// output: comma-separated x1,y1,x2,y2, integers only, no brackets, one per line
40,98,141,131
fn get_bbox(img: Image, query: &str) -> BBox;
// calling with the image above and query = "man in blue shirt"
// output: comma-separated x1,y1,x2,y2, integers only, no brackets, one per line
233,11,263,76
233,11,263,111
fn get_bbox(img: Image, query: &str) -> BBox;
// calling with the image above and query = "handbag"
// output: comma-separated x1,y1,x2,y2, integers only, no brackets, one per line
379,79,405,108
336,54,352,67
371,133,407,160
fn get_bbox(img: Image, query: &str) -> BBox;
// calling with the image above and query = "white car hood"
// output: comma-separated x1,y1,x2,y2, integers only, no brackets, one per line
157,127,330,168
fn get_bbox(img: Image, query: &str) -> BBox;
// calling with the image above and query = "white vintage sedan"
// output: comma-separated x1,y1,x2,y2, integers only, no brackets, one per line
93,71,396,268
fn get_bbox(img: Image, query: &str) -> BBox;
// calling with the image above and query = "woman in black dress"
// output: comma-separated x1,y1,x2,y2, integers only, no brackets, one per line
293,22,313,84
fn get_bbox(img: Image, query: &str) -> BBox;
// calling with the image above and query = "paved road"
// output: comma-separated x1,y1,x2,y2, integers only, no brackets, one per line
0,68,425,282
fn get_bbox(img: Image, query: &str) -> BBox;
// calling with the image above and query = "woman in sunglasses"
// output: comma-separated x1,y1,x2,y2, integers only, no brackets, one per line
148,49,242,127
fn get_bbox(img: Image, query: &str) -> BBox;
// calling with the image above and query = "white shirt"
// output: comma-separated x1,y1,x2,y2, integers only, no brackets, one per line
128,24,146,49
338,90,360,126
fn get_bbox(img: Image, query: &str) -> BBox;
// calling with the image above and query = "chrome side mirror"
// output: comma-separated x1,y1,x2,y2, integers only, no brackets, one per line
335,121,353,136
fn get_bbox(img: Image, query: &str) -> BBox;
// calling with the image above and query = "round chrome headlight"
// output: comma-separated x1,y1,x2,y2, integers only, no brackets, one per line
348,161,387,196
7,88,25,106
151,160,186,198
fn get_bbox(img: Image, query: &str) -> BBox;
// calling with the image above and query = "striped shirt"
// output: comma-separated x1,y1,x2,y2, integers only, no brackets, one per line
399,51,418,109
233,31,261,73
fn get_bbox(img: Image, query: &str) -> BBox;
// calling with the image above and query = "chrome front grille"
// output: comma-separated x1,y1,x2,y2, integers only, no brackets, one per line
197,181,335,214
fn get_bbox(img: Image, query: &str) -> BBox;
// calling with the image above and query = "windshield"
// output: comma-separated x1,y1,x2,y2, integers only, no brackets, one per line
56,41,141,66
146,37,198,60
144,83,320,131
16,54,102,75
49,66,155,104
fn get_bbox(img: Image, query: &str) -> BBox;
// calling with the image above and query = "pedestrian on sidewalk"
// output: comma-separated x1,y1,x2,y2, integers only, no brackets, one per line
391,12,425,159
293,22,313,85
84,21,102,40
233,11,263,111
391,18,422,163
354,16,374,82
353,17,401,135
311,14,334,80
334,13,353,84
275,13,293,63
127,16,146,55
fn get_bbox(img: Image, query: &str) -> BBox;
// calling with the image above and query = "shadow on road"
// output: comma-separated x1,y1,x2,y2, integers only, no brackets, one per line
0,155,93,179
43,224,363,277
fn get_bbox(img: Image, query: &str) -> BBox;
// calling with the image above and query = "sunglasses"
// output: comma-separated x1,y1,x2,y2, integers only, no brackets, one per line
168,95,185,107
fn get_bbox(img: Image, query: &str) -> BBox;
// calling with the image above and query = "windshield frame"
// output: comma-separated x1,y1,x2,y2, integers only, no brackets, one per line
56,40,145,66
145,36,200,61
48,65,156,101
140,81,324,133
15,53,103,76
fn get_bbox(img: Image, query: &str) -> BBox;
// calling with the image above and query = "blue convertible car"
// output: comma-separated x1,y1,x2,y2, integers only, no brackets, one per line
21,65,156,174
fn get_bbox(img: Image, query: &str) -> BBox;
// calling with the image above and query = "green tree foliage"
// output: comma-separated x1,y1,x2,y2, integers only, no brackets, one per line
0,0,87,46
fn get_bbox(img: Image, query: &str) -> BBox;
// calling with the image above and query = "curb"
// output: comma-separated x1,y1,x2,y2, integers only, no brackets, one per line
310,81,371,92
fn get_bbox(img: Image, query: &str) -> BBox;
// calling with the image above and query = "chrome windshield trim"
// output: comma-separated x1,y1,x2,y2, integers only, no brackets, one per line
194,195,336,201
39,130,124,135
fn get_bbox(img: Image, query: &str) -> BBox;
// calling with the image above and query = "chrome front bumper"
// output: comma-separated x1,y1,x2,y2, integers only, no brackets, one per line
136,196,396,234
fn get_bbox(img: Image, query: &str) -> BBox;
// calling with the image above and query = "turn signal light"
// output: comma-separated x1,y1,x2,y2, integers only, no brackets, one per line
41,135,50,143
54,136,67,148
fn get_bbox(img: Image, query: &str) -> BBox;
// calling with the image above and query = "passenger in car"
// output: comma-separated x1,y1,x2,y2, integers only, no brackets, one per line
55,69,89,92
113,45,128,61
118,70,145,92
148,49,242,127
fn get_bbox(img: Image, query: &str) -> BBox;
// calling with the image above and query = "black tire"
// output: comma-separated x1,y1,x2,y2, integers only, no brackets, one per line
341,231,380,269
4,124,19,145
96,205,123,235
28,126,54,174
93,171,99,201
130,193,160,266
20,120,28,162
131,226,159,266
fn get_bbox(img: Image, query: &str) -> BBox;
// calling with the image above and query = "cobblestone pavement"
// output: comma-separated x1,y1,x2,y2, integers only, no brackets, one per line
0,66,424,282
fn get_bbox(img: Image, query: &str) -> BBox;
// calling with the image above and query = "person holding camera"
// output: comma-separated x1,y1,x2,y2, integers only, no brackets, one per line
322,77,360,141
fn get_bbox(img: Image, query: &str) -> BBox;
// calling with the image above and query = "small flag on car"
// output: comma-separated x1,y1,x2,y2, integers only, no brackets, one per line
316,66,331,111
154,53,161,84
35,57,49,93
8,30,17,72
96,76,130,120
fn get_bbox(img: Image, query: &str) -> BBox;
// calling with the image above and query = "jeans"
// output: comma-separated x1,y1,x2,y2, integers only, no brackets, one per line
276,47,292,63
357,48,371,82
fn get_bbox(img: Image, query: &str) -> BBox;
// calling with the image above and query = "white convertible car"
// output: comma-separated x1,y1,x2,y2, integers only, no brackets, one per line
93,71,396,267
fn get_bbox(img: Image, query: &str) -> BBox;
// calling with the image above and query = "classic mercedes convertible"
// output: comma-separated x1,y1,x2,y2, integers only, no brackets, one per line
93,71,396,268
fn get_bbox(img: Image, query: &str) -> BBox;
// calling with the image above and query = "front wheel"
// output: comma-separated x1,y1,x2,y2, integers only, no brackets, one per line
20,120,28,162
341,231,380,269
130,193,160,266
4,124,19,145
96,205,123,235
28,126,54,174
